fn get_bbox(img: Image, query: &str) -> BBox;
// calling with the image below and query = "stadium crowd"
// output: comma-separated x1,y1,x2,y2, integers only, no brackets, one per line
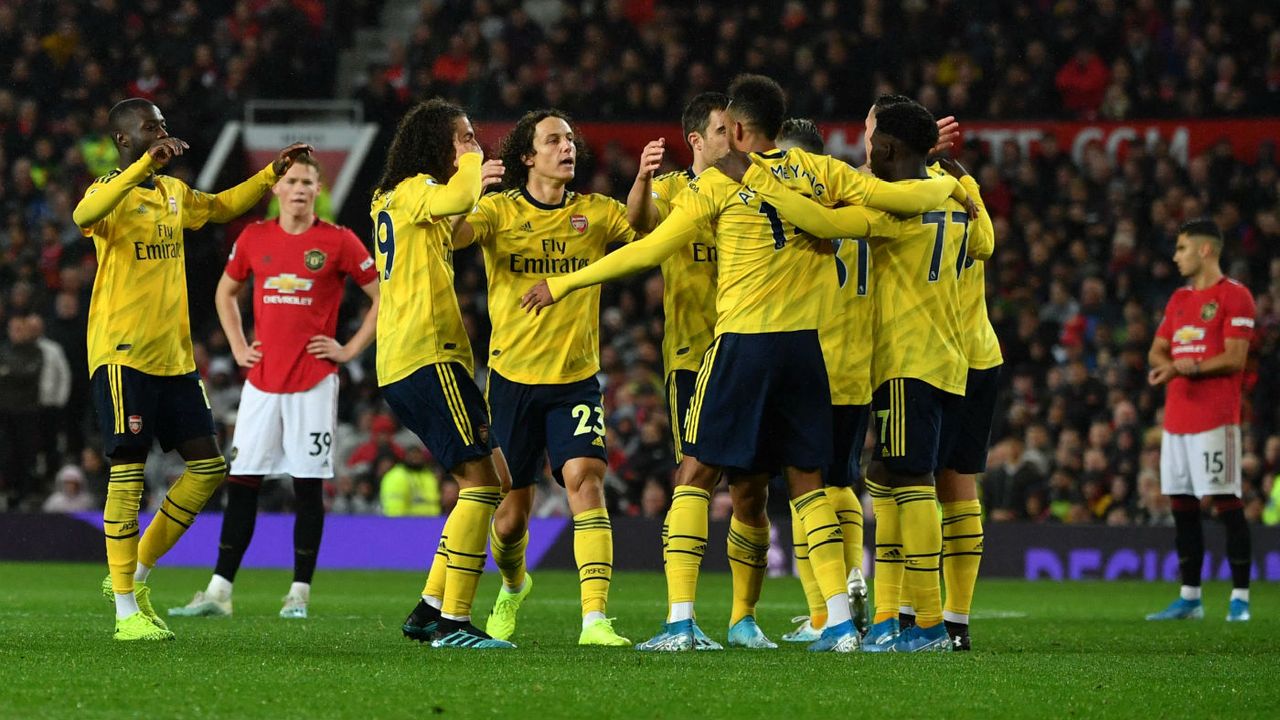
2,0,1280,526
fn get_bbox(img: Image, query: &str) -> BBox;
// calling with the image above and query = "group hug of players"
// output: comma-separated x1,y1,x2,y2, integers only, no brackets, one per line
80,69,1252,649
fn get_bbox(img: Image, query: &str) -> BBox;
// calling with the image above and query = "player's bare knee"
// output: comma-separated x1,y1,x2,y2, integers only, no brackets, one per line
563,461,606,512
784,466,824,498
728,479,768,525
493,489,532,539
452,457,501,490
936,469,977,503
674,456,719,491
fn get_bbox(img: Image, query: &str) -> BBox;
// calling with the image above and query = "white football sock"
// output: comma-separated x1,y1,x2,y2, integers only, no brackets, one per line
1230,588,1249,602
1180,585,1202,601
583,611,607,628
667,602,693,623
826,594,852,627
208,574,233,598
133,563,151,583
289,582,310,601
115,592,139,619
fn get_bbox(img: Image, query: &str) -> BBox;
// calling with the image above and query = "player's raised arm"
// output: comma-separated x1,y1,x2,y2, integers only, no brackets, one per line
790,151,963,217
412,154,504,224
720,154,886,240
72,144,180,228
521,205,703,313
184,143,315,230
935,157,994,261
625,139,666,232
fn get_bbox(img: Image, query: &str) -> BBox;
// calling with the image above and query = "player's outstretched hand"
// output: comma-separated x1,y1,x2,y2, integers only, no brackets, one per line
1148,364,1176,386
637,139,665,179
234,340,264,368
147,137,189,166
481,158,505,188
273,143,316,175
933,115,960,157
308,335,353,363
520,280,556,315
715,149,752,183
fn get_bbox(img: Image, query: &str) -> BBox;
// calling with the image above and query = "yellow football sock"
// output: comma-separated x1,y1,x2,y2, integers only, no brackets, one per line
488,523,528,591
868,480,902,623
440,487,501,619
573,507,613,616
793,489,847,606
422,533,447,600
727,516,770,626
894,485,942,627
825,485,863,573
790,501,826,627
665,486,710,607
942,499,984,623
661,510,669,565
138,456,226,569
104,462,146,594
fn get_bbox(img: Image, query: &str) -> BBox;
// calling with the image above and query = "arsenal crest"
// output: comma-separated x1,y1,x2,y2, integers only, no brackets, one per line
1201,301,1218,321
304,249,327,271
128,415,143,435
570,214,588,233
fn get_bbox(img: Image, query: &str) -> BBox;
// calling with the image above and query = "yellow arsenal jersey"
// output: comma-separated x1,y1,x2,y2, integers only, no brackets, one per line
651,168,717,373
464,187,637,384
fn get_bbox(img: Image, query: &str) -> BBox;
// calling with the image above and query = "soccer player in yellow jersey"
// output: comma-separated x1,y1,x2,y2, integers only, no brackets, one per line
764,119,874,644
452,110,637,647
732,98,993,653
624,93,775,650
73,98,310,641
523,75,965,653
932,156,1001,652
368,99,513,649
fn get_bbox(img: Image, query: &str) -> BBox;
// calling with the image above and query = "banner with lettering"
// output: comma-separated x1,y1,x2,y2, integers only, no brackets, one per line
477,118,1280,169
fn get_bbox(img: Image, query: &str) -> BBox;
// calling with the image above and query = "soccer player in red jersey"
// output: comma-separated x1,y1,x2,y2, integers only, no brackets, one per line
169,155,380,620
1147,219,1255,623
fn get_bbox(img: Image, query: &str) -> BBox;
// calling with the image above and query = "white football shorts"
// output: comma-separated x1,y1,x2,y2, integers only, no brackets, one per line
228,374,339,478
1160,424,1242,498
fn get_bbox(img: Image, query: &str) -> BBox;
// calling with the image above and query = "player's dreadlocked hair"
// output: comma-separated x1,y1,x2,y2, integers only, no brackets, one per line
726,74,787,139
498,108,589,190
870,100,939,157
777,118,825,153
374,99,466,197
681,92,729,146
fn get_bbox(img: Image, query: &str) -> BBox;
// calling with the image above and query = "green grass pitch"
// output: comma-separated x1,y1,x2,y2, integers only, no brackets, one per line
1,562,1275,719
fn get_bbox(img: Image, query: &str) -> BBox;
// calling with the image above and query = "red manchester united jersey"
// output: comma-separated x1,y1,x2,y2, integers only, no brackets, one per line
1155,277,1255,434
225,219,377,393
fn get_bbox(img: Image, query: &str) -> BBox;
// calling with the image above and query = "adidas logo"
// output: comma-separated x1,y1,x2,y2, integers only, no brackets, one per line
519,221,533,232
882,548,902,559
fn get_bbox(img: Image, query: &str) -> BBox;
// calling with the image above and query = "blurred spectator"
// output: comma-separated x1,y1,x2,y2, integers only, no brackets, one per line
42,464,93,513
379,444,441,516
346,414,405,474
0,314,43,508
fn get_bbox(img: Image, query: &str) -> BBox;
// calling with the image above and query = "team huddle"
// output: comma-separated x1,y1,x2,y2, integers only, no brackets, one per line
78,72,1254,649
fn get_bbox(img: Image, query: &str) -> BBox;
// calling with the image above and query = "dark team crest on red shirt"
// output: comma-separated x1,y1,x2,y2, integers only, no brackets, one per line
304,249,327,271
1201,301,1218,321
570,214,588,233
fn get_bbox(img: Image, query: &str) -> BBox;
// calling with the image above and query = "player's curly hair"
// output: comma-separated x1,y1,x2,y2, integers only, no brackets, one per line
726,74,787,139
872,94,915,112
498,108,589,190
870,100,938,157
373,99,466,197
777,118,824,153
